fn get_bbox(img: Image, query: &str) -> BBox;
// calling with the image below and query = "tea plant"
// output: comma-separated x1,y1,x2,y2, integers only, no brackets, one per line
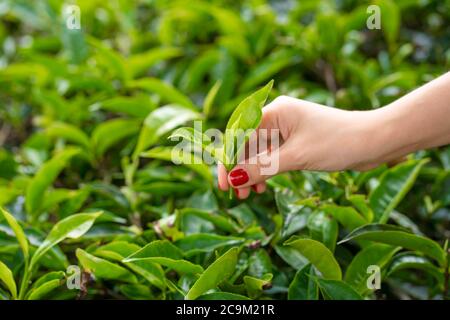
0,0,449,300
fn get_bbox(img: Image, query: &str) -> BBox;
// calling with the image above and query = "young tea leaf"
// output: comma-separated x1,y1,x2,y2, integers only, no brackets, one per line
185,247,239,300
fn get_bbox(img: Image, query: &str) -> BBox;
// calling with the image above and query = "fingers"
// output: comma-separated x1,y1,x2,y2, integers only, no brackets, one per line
217,163,267,200
234,187,251,199
217,162,229,191
227,145,291,189
252,182,266,194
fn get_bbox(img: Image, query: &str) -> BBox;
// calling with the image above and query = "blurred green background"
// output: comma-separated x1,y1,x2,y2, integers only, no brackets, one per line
0,0,449,300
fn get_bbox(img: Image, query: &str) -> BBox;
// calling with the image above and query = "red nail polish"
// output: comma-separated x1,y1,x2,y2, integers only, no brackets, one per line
234,188,240,198
229,169,249,187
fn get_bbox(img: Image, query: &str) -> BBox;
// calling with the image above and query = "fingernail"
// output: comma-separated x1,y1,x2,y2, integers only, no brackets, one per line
229,169,249,187
234,188,240,198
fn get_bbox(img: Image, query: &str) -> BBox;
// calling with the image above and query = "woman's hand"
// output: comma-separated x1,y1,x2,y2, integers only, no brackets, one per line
218,72,450,200
217,96,381,199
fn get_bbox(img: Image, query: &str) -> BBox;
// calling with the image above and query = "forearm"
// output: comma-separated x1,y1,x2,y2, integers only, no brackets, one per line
367,72,450,165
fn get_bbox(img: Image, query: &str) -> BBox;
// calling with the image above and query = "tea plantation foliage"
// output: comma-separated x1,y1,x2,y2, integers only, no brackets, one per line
0,0,449,300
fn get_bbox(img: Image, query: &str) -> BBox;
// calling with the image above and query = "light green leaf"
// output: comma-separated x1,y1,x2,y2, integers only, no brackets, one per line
224,80,273,169
321,205,367,231
288,264,318,300
369,159,428,223
174,234,244,256
91,119,141,157
316,278,363,300
307,211,338,252
168,127,219,160
243,273,272,299
347,195,374,222
0,207,29,260
376,0,400,48
94,241,165,289
387,253,444,284
185,247,239,300
76,249,137,284
27,271,64,300
284,237,342,280
178,208,239,233
203,80,222,118
95,96,155,118
338,224,446,266
141,146,212,182
87,37,128,81
345,243,399,293
45,122,91,149
25,148,81,216
241,50,295,91
128,47,182,78
123,240,203,275
134,104,201,159
30,212,102,269
129,78,196,110
0,260,17,299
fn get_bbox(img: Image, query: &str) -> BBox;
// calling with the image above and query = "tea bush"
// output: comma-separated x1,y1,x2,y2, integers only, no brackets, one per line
0,0,449,300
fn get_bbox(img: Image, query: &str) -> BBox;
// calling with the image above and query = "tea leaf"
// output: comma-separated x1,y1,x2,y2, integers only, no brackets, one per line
338,224,446,266
25,148,81,217
345,243,399,293
284,238,342,280
369,159,428,223
0,207,29,260
30,212,102,269
185,247,239,300
316,278,363,300
288,264,318,300
0,260,17,299
76,249,138,284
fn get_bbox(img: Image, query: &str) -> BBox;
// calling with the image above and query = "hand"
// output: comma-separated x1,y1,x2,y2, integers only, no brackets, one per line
217,96,380,199
218,72,450,199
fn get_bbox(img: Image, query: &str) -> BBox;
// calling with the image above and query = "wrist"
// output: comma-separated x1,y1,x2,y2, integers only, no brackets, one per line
356,105,418,168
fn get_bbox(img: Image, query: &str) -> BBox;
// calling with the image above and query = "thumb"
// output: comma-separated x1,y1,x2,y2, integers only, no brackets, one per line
227,145,291,188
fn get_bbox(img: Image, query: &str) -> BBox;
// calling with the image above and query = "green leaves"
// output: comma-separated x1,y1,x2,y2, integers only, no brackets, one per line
0,207,29,260
316,278,363,300
224,80,273,169
45,122,91,150
369,159,428,223
185,247,239,300
345,244,399,293
124,240,204,275
288,264,318,300
0,260,17,299
92,119,141,157
26,271,64,300
25,148,81,217
30,212,102,270
284,238,342,280
1,0,447,302
339,224,446,266
134,104,201,159
376,0,400,49
172,80,274,173
129,78,196,110
174,234,244,256
77,249,138,283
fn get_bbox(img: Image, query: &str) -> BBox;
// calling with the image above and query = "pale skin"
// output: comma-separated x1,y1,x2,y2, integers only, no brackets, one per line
218,72,450,199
